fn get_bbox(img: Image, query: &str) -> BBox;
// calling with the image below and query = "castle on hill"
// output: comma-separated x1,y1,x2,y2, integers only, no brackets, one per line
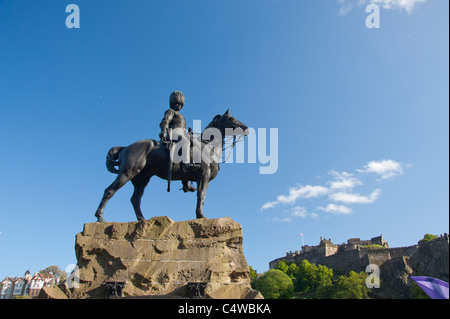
269,234,447,274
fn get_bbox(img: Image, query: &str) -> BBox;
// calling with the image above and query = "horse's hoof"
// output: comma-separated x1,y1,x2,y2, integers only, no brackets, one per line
96,217,106,223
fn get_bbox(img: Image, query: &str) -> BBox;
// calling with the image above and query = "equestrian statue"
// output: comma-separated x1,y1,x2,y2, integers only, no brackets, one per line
94,91,249,222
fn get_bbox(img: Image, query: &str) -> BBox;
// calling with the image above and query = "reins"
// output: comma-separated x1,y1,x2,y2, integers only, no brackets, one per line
192,132,245,164
221,135,245,163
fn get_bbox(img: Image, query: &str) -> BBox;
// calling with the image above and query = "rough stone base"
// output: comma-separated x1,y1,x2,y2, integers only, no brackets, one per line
39,216,262,299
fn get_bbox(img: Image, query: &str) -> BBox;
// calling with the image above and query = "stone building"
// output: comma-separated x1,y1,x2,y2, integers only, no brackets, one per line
269,234,446,274
269,234,449,298
0,277,14,299
269,235,389,270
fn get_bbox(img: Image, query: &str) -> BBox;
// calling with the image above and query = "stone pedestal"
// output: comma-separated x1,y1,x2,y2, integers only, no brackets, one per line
39,216,262,299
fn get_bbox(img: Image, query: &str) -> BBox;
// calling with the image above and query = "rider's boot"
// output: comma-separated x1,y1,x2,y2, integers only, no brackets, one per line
182,181,197,193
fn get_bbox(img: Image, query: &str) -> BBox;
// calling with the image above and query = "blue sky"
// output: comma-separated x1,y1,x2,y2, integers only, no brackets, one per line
0,0,448,278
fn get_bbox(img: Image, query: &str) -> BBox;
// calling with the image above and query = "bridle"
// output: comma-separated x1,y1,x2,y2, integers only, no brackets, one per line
221,134,245,163
193,131,246,164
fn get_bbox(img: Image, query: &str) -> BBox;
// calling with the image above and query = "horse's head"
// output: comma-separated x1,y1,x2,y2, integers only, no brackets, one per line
208,109,249,138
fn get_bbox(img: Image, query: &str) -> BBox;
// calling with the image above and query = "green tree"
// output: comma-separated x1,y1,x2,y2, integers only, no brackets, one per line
314,265,334,299
286,263,299,282
275,260,299,283
252,269,294,299
272,259,374,299
39,265,67,282
295,260,317,292
274,260,289,273
249,266,258,283
332,271,371,299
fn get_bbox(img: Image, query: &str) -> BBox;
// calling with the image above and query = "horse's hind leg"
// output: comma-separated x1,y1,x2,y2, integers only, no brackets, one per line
130,175,151,221
95,173,132,222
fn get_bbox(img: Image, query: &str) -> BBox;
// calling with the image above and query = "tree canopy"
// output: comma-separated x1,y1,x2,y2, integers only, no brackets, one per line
252,260,371,299
39,265,67,281
252,269,294,299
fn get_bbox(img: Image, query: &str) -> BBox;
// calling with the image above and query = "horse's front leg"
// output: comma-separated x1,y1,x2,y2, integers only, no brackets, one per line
195,171,210,219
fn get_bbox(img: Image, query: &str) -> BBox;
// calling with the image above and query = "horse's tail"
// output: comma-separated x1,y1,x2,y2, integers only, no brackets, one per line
106,146,125,174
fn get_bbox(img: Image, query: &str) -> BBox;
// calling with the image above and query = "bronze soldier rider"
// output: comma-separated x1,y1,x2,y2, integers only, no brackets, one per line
159,91,199,192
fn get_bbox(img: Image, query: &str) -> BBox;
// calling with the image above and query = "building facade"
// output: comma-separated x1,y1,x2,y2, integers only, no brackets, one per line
269,234,391,271
0,271,60,299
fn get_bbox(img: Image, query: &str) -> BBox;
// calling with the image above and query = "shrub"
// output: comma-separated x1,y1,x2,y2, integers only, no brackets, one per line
418,234,438,244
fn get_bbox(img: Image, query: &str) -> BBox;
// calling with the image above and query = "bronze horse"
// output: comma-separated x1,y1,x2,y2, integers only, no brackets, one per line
95,110,248,222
